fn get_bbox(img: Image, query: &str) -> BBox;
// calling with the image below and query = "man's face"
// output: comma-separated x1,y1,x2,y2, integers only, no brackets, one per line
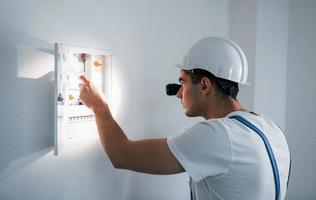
176,70,202,117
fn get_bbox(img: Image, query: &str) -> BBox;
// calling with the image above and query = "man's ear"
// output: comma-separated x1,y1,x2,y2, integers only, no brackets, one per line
200,77,212,95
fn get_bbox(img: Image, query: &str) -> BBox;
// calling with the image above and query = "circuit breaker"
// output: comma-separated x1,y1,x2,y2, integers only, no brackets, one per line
54,43,112,155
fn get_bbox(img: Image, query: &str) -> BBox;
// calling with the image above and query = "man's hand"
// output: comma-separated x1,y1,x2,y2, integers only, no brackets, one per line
79,75,107,111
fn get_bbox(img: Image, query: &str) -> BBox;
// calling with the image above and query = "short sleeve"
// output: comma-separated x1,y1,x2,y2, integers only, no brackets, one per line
167,120,232,182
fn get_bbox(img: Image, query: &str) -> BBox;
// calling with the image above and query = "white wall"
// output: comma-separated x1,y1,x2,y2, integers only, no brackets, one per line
0,0,230,199
254,0,289,130
285,0,316,199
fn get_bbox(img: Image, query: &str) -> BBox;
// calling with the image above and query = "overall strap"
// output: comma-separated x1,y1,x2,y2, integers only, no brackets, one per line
229,115,281,200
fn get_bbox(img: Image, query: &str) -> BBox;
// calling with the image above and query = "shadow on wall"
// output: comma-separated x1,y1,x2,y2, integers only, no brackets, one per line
0,21,55,177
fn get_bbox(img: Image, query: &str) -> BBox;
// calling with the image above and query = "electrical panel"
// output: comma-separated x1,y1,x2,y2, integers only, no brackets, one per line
54,43,112,155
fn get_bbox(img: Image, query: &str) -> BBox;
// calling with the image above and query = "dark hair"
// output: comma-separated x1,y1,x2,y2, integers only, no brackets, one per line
185,68,239,100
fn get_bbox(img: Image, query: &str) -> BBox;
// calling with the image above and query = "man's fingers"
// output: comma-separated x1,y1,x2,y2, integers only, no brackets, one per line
79,84,90,93
79,83,84,89
80,75,90,84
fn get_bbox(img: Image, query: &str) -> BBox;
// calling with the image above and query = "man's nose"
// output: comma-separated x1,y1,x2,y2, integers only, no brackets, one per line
176,86,182,99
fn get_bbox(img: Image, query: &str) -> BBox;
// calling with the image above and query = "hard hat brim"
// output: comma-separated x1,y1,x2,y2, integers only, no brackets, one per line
173,64,251,86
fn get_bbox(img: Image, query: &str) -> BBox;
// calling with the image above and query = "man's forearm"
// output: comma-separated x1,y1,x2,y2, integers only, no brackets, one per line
91,102,184,174
93,103,128,168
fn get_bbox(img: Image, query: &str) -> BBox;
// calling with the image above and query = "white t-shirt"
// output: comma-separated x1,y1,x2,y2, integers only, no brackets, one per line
167,111,290,200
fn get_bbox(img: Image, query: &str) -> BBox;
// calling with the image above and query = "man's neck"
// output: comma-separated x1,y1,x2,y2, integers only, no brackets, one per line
203,99,246,120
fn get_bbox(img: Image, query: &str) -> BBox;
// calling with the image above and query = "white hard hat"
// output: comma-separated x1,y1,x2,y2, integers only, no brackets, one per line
175,36,249,85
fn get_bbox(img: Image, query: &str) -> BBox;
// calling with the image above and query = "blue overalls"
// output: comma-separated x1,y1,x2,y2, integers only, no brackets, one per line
190,115,291,200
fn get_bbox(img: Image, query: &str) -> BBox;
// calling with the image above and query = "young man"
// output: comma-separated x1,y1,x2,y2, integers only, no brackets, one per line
79,37,291,200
